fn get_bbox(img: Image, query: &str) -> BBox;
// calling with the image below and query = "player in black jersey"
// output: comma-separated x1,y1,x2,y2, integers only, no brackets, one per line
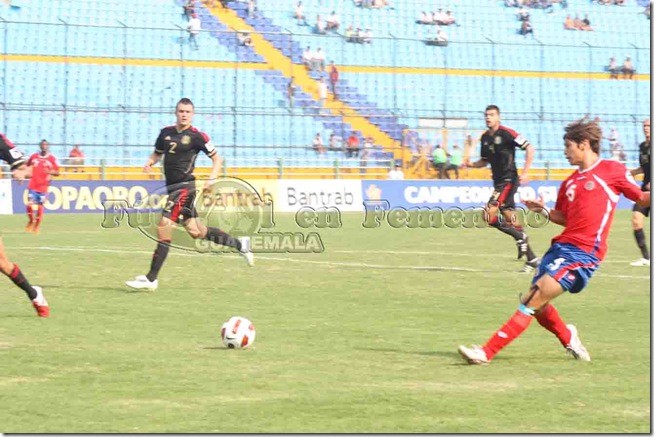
629,118,650,267
464,105,540,272
0,134,49,317
126,98,254,291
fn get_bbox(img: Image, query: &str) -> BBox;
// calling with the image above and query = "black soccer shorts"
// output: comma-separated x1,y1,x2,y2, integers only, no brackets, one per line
487,179,519,211
163,186,199,223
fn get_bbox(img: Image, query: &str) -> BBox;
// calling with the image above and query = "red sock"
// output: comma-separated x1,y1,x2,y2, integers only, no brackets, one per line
535,304,571,347
27,203,34,223
483,310,533,360
35,205,44,227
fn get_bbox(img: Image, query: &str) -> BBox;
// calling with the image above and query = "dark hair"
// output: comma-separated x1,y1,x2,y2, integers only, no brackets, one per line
485,105,500,114
563,117,602,154
176,98,194,109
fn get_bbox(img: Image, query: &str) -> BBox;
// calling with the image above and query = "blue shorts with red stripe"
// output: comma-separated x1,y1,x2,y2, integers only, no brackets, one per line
532,243,600,294
28,189,47,205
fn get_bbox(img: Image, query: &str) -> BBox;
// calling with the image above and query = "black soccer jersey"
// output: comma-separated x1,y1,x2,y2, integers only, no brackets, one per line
0,133,26,169
154,125,217,188
638,139,650,190
480,125,530,184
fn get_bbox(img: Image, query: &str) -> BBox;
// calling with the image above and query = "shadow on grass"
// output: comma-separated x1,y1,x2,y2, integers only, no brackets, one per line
357,347,465,362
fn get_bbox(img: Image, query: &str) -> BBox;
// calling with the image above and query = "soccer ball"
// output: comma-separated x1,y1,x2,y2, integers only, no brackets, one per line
220,316,256,349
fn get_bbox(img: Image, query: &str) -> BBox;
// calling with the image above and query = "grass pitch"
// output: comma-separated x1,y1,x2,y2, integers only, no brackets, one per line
0,211,650,432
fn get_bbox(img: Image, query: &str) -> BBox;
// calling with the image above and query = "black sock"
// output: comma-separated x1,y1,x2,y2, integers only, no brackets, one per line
146,240,171,282
491,222,524,240
634,229,650,260
204,227,242,251
526,245,537,261
5,264,37,300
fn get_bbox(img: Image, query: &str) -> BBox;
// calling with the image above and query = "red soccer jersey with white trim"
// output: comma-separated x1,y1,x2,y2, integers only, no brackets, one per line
552,159,643,260
27,153,59,193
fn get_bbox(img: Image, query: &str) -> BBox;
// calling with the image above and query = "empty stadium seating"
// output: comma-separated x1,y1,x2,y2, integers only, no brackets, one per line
0,0,649,168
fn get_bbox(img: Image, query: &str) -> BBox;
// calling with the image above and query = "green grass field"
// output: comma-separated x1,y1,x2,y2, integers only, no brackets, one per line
0,211,650,433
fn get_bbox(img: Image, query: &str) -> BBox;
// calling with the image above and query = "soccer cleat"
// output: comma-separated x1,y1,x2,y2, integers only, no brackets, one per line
565,324,591,362
125,275,158,291
629,258,650,267
25,221,34,232
457,344,490,365
31,286,49,318
239,237,255,267
516,236,529,260
520,257,540,273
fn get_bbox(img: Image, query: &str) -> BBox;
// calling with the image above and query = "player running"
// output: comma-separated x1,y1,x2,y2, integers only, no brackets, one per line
126,98,254,291
0,133,49,317
629,118,650,267
458,118,650,364
465,105,539,272
26,139,60,234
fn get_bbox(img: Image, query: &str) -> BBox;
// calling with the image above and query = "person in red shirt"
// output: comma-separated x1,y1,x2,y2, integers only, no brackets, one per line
26,140,59,233
458,118,650,365
68,144,85,172
328,61,339,99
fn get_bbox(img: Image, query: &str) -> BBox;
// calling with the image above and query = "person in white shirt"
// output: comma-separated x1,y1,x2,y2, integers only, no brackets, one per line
362,28,373,44
294,1,307,25
303,46,313,70
327,11,340,30
315,15,326,34
312,48,325,71
317,78,328,114
187,13,201,50
418,11,432,24
312,133,325,154
387,164,405,180
436,27,448,44
434,9,447,25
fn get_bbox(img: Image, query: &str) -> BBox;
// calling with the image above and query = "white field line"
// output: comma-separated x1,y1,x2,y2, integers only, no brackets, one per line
12,245,650,280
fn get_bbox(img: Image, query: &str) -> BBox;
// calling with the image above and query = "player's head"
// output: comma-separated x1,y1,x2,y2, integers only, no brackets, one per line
175,98,195,128
484,105,500,129
563,118,603,165
643,119,650,141
39,139,49,154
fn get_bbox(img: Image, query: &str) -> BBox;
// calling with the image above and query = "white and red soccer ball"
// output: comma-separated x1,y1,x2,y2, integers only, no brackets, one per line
220,316,256,349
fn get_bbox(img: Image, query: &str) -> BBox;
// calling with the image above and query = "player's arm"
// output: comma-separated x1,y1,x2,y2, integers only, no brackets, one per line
464,158,489,168
616,166,650,208
630,167,644,176
200,135,221,192
524,196,566,226
144,132,166,173
519,144,534,185
49,157,60,177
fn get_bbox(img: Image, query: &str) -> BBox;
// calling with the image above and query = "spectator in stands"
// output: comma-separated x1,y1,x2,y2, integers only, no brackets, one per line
518,7,530,21
433,9,446,25
417,11,432,24
608,57,619,79
345,25,356,42
644,4,651,20
573,15,584,30
315,15,327,34
505,0,518,6
328,133,341,151
187,13,201,50
68,145,84,172
294,1,307,25
329,62,339,98
623,56,635,79
563,15,576,29
326,11,340,31
247,0,256,18
303,46,313,70
238,31,254,47
287,77,295,109
519,19,533,37
183,0,194,21
313,133,325,155
317,78,328,113
580,14,593,31
445,144,463,179
346,132,361,158
360,136,374,169
442,11,458,26
607,126,620,150
361,28,373,44
312,48,326,72
387,163,404,180
371,0,387,8
435,27,448,45
432,145,447,179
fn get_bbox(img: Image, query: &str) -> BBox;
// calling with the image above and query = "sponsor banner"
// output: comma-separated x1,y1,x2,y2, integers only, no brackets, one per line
277,180,363,212
0,179,13,214
12,180,167,213
361,180,636,210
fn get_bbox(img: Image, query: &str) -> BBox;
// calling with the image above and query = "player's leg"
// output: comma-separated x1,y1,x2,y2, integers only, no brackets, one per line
630,206,650,266
458,273,565,364
184,217,254,266
500,207,539,271
31,192,46,234
0,237,49,317
26,190,36,231
126,216,175,290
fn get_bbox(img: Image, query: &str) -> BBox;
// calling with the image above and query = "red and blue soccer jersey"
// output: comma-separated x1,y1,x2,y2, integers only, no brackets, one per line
27,153,59,193
552,159,643,261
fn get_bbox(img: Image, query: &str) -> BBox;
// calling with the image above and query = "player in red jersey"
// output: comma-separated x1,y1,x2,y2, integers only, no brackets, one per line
0,134,49,317
26,140,60,233
458,118,650,364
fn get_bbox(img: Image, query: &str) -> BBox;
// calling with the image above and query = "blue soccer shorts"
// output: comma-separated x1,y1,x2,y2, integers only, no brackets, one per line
28,189,47,205
532,242,601,294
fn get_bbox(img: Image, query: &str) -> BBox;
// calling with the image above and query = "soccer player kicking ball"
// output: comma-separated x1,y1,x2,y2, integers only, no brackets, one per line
126,98,254,291
458,118,650,364
0,133,49,317
26,140,60,233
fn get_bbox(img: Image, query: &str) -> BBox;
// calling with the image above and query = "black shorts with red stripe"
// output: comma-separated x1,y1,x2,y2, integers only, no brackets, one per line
163,184,198,224
488,178,519,211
